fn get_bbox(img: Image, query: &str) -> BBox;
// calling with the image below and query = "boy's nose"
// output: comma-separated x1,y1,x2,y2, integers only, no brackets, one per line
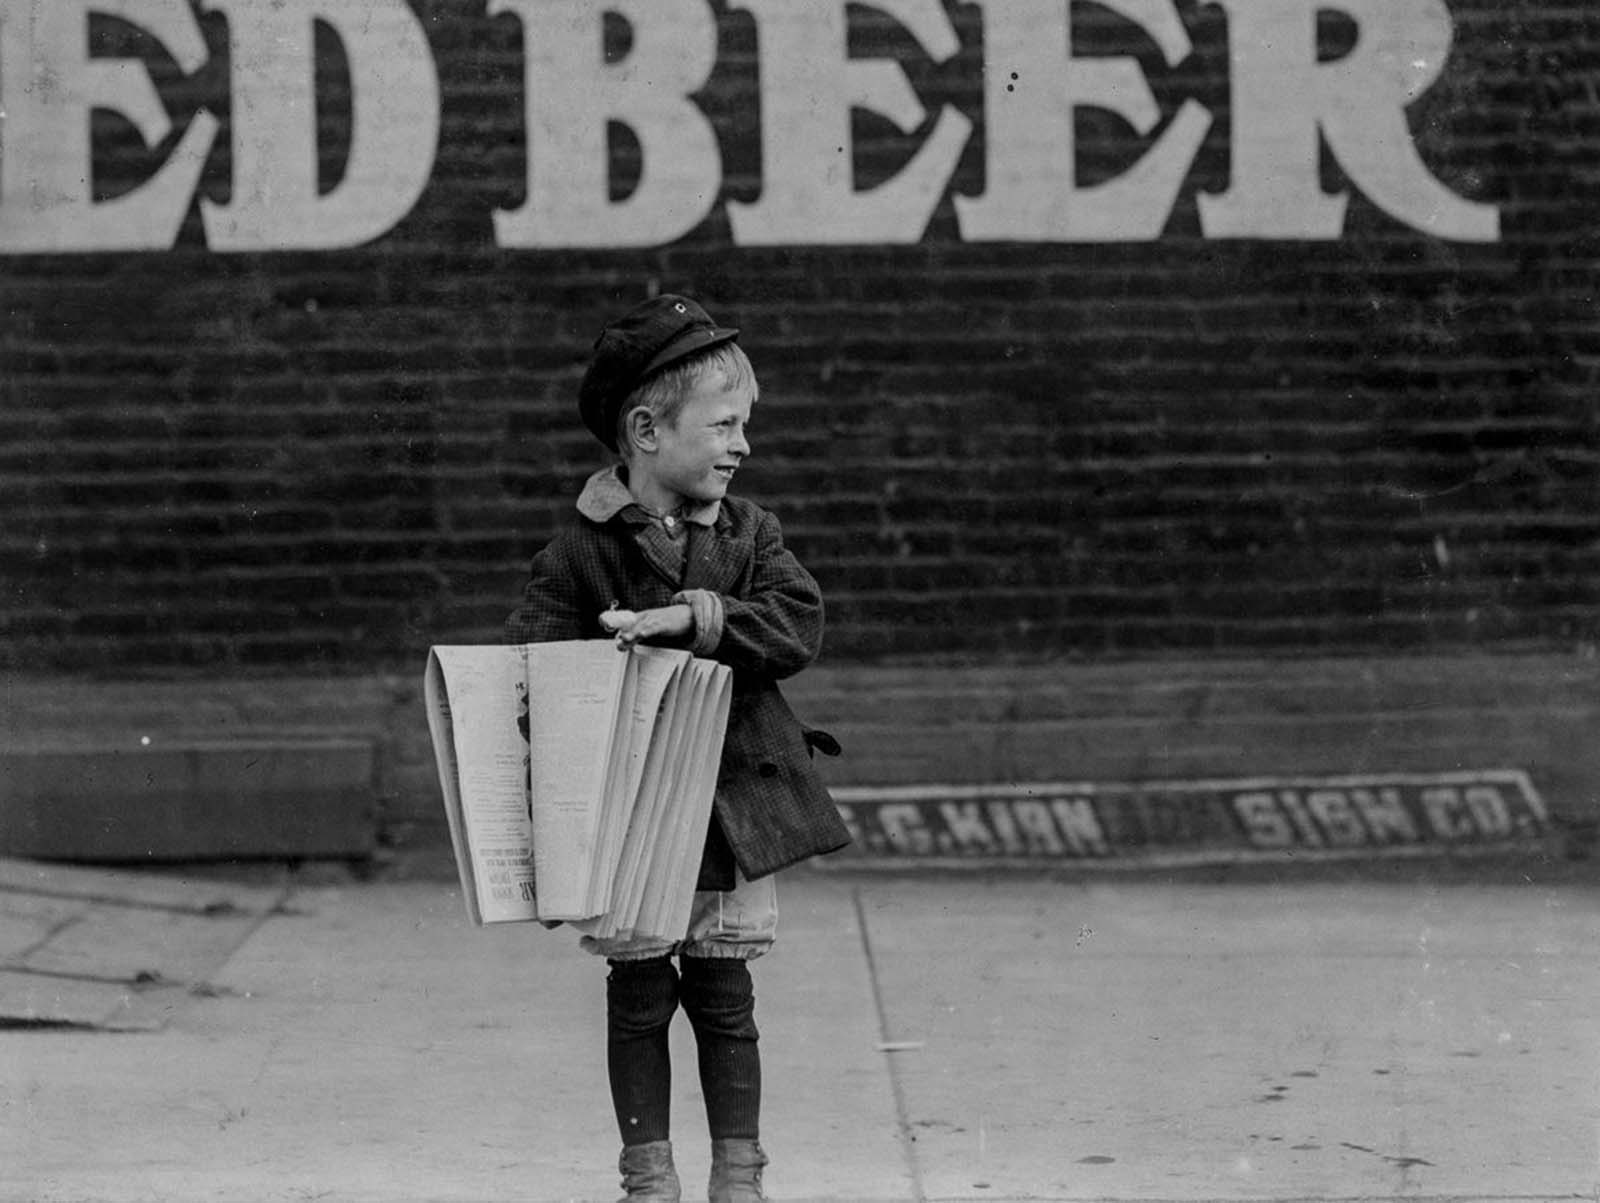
731,428,750,456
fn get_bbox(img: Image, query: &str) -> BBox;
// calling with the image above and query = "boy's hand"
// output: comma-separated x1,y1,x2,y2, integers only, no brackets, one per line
599,604,692,649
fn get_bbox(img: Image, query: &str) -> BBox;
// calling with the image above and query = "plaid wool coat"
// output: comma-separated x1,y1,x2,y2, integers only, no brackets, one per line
504,488,852,889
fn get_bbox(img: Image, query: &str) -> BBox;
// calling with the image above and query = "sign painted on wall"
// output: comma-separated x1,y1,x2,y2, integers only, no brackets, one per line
0,0,1499,252
830,771,1549,865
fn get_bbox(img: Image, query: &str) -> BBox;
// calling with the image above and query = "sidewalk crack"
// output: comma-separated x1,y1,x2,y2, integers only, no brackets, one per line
852,885,928,1203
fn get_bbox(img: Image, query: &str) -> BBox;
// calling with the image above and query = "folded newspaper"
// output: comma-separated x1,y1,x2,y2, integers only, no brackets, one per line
424,642,732,938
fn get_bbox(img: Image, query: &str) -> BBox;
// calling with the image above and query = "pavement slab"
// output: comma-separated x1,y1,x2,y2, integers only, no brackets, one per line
0,858,288,1031
1,863,1597,1202
853,874,1600,1201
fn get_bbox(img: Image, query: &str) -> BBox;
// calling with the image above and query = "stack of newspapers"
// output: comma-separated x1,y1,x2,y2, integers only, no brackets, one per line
424,642,732,938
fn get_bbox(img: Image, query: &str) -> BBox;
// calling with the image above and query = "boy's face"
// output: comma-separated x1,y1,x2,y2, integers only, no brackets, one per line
643,368,754,510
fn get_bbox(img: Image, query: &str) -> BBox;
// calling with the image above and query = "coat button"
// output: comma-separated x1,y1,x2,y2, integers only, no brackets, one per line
757,762,779,778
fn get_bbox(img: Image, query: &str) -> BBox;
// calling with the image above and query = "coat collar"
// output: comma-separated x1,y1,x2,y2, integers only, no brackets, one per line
576,465,722,528
577,465,742,593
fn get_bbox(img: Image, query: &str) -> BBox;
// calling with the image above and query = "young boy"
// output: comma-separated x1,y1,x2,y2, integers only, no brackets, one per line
505,294,851,1202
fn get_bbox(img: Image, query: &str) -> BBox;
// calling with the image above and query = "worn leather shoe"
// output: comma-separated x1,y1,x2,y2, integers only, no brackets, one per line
617,1140,680,1202
708,1138,767,1202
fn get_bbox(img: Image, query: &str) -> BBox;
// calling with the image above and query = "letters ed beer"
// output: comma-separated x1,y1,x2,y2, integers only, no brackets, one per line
0,0,1498,253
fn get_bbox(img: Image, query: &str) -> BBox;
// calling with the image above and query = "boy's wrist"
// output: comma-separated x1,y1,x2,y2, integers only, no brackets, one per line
673,589,725,657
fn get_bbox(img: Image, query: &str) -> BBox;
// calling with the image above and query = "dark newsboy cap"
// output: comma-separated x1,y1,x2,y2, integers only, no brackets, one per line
578,294,740,450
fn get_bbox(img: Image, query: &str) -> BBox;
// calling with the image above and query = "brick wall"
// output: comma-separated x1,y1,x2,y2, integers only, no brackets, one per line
2,0,1596,675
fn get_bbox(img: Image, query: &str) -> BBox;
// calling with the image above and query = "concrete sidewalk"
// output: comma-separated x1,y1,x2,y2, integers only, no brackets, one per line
3,863,1598,1202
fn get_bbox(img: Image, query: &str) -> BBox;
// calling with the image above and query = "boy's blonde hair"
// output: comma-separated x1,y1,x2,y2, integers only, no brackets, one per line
615,341,756,459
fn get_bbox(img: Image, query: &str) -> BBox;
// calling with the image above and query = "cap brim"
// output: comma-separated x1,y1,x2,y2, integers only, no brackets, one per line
640,325,740,379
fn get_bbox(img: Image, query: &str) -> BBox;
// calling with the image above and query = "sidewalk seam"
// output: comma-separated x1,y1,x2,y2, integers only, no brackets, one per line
852,885,928,1203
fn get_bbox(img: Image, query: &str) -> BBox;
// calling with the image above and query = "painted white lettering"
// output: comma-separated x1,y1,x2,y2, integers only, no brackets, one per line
200,0,439,250
1011,800,1066,854
956,0,1211,241
1420,786,1472,840
1277,790,1326,846
2,1,1503,252
728,0,971,244
1462,786,1512,837
878,803,934,854
939,802,998,853
985,801,1027,855
493,0,720,248
1305,789,1367,847
0,0,219,252
1200,0,1498,240
1348,787,1420,844
1050,797,1109,857
1233,792,1294,848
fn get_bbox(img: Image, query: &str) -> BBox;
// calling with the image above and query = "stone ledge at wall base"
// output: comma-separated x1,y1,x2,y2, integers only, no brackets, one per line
792,650,1599,872
0,651,1594,872
816,773,1585,873
0,740,376,863
0,675,411,865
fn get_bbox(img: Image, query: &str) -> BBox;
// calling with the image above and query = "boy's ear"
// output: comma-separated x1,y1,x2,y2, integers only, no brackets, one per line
623,407,659,454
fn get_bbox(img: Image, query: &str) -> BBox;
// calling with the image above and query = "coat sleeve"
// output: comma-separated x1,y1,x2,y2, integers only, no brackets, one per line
504,534,588,645
707,509,823,680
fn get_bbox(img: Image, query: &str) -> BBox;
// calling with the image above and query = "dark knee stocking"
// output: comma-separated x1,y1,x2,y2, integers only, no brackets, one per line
679,956,760,1141
606,955,679,1146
